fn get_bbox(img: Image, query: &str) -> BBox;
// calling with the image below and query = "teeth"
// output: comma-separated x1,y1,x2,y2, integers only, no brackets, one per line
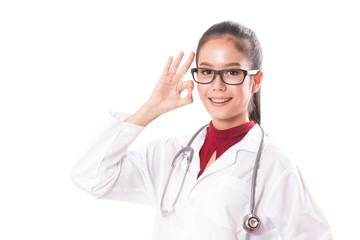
210,98,231,103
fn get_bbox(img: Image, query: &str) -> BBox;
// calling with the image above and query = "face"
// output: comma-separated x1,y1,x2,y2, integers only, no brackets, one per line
196,36,262,130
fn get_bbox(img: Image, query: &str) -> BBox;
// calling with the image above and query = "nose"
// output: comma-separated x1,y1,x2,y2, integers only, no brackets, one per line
211,72,226,91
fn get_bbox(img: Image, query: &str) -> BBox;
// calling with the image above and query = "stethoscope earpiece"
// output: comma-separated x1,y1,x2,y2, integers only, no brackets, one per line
243,213,261,232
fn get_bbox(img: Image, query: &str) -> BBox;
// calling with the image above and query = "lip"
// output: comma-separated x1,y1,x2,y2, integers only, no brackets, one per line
208,97,232,106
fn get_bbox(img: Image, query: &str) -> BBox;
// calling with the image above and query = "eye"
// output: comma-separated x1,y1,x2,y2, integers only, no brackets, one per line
200,69,214,76
225,70,240,76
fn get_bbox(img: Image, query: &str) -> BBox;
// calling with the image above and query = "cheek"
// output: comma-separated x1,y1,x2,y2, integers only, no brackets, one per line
197,84,208,99
231,86,252,105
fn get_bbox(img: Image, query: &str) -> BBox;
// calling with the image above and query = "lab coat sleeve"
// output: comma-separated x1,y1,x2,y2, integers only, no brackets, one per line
70,111,157,205
263,164,333,239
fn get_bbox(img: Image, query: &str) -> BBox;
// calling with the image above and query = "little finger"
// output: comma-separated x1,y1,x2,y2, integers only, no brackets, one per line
162,56,173,75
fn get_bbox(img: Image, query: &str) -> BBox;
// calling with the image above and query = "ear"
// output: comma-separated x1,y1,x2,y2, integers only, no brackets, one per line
251,71,263,93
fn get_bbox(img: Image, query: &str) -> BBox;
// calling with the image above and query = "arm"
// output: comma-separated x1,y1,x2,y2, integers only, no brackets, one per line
71,52,195,203
70,112,151,202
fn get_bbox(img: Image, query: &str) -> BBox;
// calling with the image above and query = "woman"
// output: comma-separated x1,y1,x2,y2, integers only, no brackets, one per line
71,21,332,239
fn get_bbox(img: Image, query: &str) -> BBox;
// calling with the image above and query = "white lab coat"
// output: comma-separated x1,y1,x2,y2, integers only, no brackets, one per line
71,112,332,240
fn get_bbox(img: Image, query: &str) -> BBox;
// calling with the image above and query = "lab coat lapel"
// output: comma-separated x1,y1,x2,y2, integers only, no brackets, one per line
197,148,237,178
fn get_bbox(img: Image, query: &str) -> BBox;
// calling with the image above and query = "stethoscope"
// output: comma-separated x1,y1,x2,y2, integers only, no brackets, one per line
160,124,265,233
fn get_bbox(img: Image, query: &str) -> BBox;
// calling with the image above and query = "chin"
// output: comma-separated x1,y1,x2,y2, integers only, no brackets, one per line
209,110,248,126
210,113,238,123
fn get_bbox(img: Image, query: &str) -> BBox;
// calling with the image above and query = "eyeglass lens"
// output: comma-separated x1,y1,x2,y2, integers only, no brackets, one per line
193,69,245,84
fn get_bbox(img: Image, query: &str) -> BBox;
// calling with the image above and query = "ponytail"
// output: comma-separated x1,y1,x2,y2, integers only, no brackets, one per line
250,90,261,125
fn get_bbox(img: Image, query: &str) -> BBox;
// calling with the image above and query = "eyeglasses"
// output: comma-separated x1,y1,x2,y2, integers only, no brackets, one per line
191,68,260,85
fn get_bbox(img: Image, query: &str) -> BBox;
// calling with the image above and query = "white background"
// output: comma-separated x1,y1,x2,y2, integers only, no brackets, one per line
1,0,359,239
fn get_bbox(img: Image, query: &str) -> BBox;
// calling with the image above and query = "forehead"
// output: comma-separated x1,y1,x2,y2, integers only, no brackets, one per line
197,36,251,68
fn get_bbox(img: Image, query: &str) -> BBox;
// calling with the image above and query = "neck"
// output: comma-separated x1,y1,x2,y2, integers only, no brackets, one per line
211,115,250,130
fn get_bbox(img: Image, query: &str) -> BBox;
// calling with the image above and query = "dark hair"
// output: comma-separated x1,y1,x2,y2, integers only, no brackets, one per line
195,21,263,125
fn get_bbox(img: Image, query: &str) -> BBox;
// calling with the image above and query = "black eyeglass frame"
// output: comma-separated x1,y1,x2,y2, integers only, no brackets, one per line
191,67,260,85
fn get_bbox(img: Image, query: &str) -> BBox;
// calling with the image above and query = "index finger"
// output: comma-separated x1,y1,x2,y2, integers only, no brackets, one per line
177,52,195,77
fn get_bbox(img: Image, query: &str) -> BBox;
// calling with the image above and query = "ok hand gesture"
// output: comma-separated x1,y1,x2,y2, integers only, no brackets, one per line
148,51,195,114
126,52,195,126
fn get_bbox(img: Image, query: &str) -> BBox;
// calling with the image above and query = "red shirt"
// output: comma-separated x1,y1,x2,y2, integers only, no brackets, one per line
197,121,255,178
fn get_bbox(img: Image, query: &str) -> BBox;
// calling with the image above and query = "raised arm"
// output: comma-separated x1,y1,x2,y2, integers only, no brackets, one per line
71,52,195,203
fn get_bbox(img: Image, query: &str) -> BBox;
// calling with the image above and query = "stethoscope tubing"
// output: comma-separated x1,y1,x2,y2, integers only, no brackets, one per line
250,127,265,214
160,124,208,216
160,124,265,233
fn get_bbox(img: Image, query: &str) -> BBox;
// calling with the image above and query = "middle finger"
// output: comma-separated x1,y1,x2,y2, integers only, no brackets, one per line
177,51,195,77
169,51,184,74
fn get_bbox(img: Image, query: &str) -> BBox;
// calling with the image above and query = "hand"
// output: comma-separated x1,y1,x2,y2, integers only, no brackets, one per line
147,51,195,115
125,51,195,126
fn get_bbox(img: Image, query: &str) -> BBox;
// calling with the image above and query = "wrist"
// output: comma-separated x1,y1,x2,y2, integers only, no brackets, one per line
125,101,161,127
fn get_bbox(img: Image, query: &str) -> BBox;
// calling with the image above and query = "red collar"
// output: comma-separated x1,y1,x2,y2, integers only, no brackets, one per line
197,120,255,178
207,120,256,139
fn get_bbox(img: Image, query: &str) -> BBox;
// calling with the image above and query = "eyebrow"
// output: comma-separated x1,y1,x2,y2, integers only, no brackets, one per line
199,62,242,68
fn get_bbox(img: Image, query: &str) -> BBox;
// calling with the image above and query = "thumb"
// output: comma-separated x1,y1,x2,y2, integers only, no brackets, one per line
176,88,194,107
176,88,193,108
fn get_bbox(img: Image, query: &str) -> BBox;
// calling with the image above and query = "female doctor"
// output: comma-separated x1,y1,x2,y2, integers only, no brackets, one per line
71,21,332,239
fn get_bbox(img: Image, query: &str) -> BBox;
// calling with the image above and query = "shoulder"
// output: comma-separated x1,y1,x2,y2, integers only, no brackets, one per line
146,123,208,150
140,132,196,156
261,134,297,175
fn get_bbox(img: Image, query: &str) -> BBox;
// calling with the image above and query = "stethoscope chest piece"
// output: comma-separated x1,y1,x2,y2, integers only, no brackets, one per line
243,213,261,232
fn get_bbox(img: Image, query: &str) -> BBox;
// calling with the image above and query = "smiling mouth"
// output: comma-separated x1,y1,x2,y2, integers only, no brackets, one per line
209,97,232,103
